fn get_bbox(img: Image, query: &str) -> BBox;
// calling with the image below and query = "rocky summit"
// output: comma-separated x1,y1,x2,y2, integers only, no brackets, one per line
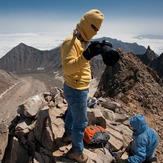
0,49,163,162
0,87,132,163
95,49,163,115
95,49,163,161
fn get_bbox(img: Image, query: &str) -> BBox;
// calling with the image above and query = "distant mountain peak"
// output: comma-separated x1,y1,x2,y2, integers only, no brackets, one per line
18,42,27,46
18,42,26,46
16,43,33,50
0,43,60,73
147,45,154,53
137,46,158,66
145,46,157,60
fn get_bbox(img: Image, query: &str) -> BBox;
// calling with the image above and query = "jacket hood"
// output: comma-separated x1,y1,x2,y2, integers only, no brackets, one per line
130,114,148,136
76,9,104,42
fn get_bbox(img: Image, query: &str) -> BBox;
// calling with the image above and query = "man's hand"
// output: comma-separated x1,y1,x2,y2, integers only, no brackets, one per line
83,41,101,60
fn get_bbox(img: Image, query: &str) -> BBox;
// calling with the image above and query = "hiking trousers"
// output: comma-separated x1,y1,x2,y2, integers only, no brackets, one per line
64,83,88,154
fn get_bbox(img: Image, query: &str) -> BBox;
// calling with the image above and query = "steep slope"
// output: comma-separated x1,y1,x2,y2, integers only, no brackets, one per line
137,46,158,66
95,49,163,114
150,53,163,80
0,43,62,74
0,69,19,95
136,46,163,80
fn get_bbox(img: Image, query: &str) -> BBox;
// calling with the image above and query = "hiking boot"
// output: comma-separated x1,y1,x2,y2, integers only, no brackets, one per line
67,149,88,163
62,133,71,143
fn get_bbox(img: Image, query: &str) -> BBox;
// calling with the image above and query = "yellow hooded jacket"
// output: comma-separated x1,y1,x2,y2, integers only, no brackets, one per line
61,9,104,90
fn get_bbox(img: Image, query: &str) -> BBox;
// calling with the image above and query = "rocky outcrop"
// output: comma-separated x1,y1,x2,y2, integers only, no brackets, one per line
0,123,8,163
137,46,158,66
2,87,133,163
137,46,163,80
150,53,163,80
95,49,163,115
95,49,163,162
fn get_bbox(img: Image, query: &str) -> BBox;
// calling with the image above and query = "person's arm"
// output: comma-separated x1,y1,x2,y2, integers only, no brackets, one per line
128,137,147,163
61,40,101,75
61,40,88,75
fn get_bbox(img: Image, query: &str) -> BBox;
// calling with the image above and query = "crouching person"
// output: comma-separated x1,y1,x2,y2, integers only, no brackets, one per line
116,114,158,163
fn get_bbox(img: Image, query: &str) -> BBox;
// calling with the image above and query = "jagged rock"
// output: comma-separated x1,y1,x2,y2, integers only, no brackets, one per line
55,95,66,108
0,123,8,162
3,90,130,163
50,87,61,97
3,137,30,163
114,113,129,123
150,53,163,80
44,88,67,109
57,148,114,163
95,50,163,114
101,109,116,121
137,46,158,66
34,151,53,163
18,93,47,117
44,95,52,103
34,106,54,150
84,148,113,163
15,119,36,137
3,86,161,162
101,101,121,112
106,123,124,150
33,105,65,151
48,100,55,107
87,108,107,128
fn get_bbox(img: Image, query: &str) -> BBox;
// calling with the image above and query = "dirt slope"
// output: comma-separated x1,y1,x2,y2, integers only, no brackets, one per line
0,76,49,125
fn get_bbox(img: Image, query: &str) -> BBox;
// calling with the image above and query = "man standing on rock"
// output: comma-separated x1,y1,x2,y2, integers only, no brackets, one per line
60,9,104,162
116,114,158,163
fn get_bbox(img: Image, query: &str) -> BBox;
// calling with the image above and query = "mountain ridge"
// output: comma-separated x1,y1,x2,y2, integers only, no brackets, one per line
0,37,148,74
0,37,162,81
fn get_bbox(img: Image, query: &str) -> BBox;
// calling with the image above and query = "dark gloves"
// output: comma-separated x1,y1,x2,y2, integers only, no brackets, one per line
83,41,101,60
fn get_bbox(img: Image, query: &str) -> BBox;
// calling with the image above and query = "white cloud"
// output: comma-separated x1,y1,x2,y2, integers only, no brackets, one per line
0,28,163,60
98,30,163,55
132,38,163,55
0,32,68,58
94,18,163,55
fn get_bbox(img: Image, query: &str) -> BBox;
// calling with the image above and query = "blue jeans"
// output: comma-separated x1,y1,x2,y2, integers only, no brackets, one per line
64,83,88,154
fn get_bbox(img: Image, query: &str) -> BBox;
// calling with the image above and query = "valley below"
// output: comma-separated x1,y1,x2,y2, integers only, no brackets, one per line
0,75,49,125
0,73,98,126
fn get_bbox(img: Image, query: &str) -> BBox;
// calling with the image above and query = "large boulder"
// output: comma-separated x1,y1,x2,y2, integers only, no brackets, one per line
0,123,9,162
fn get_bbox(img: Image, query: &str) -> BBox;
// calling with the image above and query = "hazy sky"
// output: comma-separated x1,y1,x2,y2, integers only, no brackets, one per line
0,0,163,57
